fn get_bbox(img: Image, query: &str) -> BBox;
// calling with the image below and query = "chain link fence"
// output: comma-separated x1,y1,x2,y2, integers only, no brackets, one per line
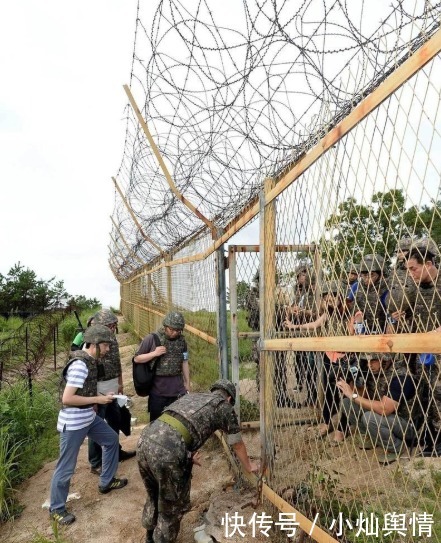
113,2,441,541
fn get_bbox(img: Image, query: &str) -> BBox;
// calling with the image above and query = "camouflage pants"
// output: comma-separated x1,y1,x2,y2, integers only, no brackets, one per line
137,422,192,543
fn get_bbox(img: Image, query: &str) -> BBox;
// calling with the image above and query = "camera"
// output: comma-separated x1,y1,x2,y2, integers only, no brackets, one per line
333,358,364,388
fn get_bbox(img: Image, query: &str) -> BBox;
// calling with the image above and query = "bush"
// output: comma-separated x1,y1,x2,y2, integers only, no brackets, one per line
57,308,100,350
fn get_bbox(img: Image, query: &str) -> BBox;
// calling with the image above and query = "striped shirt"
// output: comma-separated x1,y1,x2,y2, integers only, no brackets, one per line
57,359,96,432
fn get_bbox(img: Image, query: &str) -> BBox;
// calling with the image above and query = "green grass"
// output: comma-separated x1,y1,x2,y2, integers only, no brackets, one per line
0,378,59,520
0,427,22,521
185,334,219,391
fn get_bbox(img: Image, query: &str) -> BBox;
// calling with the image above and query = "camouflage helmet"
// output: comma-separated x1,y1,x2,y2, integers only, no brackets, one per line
345,261,358,274
163,312,185,330
358,352,379,361
83,324,113,345
210,379,236,403
93,309,118,326
412,237,441,258
359,254,385,273
294,263,310,277
396,237,413,253
321,280,342,296
359,352,392,364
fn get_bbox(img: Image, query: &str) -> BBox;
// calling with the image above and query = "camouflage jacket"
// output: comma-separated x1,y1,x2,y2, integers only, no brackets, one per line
164,391,241,452
409,272,441,333
97,336,121,381
353,278,389,334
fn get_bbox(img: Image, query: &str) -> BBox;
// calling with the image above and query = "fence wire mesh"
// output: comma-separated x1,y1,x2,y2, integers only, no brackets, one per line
112,1,441,541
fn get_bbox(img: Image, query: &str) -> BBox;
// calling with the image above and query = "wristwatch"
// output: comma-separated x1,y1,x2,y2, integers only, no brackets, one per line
352,392,359,400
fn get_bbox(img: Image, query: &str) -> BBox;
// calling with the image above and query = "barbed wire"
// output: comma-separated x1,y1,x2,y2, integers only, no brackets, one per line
111,0,441,276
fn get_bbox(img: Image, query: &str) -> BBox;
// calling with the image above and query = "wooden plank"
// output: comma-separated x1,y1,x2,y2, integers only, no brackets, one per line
265,28,441,206
216,432,338,543
110,215,145,265
123,300,217,345
263,333,441,354
123,85,214,232
112,176,164,255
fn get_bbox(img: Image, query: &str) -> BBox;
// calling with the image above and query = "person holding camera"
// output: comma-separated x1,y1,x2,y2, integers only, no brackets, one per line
332,353,420,465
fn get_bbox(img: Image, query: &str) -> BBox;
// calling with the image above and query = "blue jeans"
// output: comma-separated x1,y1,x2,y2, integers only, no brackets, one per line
88,401,122,468
50,415,119,513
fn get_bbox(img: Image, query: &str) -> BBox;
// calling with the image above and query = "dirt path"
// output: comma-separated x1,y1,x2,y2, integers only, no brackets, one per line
0,325,263,543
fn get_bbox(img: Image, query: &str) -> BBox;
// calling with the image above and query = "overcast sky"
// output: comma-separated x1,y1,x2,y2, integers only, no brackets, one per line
0,1,138,308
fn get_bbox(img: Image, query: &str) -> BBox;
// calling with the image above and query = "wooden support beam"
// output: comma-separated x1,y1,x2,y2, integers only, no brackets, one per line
264,28,441,206
123,84,215,232
112,176,164,255
119,30,441,287
123,300,217,345
263,333,441,354
110,215,145,265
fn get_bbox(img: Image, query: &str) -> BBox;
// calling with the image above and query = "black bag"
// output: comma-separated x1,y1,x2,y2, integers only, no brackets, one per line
132,333,161,397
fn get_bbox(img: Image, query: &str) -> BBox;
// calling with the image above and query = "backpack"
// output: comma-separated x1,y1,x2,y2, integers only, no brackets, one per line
132,333,161,397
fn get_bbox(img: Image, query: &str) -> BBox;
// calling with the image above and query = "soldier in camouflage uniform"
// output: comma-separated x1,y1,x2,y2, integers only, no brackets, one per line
88,309,135,474
287,264,318,405
403,240,441,453
351,254,389,335
49,325,128,526
344,261,359,305
333,353,419,464
137,379,259,543
385,237,417,334
134,312,190,421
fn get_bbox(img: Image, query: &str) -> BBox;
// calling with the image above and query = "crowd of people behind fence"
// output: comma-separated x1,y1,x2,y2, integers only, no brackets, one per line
247,237,441,464
46,236,440,542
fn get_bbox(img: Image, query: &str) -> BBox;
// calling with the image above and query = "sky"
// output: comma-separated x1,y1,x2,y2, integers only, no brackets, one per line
0,1,139,309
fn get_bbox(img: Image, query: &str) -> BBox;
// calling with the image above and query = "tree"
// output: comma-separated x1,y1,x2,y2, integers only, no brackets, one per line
68,295,101,311
319,189,441,275
237,280,252,310
0,263,99,316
